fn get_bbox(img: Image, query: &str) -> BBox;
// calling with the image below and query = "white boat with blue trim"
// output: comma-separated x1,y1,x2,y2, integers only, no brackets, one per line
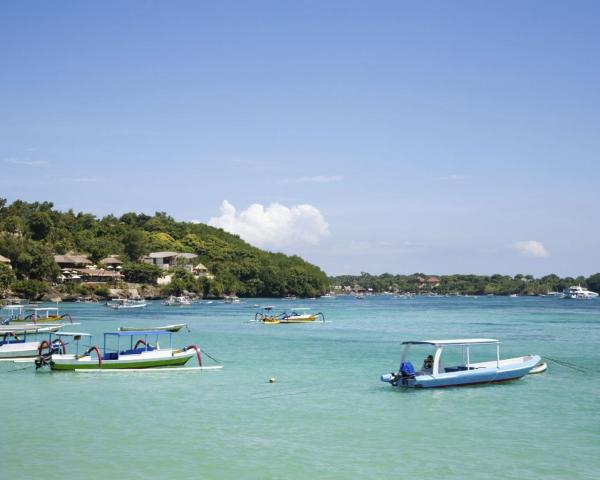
381,338,541,388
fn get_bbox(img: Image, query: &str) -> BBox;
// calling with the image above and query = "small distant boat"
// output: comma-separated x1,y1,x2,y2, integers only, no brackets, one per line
562,285,598,300
529,362,548,374
222,295,240,304
381,338,540,388
162,296,193,306
9,307,73,323
320,294,336,299
255,306,325,324
37,330,217,371
509,294,519,298
118,324,187,333
106,298,147,309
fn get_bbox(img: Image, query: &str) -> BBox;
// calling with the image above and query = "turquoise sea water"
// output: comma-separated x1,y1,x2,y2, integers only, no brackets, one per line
1,296,599,479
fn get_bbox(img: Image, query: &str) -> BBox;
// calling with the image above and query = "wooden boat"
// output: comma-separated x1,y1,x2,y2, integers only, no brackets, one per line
0,323,64,334
118,324,187,333
106,299,147,309
39,330,207,371
255,306,325,324
0,330,66,359
10,307,73,323
381,339,541,388
162,296,193,306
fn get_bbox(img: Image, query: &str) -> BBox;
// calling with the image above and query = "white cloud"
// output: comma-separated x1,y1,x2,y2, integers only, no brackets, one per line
282,175,344,184
4,157,48,166
209,200,330,248
512,240,550,257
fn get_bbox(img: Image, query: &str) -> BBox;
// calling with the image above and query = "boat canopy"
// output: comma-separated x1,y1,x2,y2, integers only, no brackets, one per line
54,332,93,337
27,307,59,312
402,338,499,346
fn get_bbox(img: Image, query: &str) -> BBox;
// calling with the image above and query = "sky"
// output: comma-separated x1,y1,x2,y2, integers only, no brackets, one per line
1,1,599,277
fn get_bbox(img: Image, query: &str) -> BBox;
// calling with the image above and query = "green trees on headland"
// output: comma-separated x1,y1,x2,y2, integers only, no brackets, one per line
330,272,600,295
0,198,329,298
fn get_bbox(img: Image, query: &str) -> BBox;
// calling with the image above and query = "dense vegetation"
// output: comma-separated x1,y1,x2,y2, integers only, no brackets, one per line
0,198,329,298
331,272,600,295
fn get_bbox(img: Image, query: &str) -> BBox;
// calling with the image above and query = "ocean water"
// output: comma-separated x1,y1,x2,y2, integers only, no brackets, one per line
1,296,598,479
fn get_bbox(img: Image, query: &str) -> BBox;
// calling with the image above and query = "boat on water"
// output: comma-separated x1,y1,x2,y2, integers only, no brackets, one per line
37,330,211,371
106,298,148,309
9,307,73,323
381,339,541,388
0,323,64,335
0,329,66,359
118,323,187,333
562,285,599,300
222,295,240,304
255,306,325,324
162,295,193,306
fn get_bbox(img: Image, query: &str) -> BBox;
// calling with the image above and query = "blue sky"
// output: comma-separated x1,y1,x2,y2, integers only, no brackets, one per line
1,1,599,276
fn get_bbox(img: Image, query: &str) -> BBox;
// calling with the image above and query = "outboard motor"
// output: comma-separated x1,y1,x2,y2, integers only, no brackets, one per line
381,361,416,386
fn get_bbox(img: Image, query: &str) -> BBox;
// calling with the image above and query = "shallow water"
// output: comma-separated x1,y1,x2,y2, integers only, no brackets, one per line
1,296,599,479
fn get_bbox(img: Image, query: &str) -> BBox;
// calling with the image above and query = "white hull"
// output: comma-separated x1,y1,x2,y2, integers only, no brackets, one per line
0,341,41,358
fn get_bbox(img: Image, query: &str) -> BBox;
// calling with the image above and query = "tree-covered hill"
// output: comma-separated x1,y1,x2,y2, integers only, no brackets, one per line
330,272,600,296
0,198,329,297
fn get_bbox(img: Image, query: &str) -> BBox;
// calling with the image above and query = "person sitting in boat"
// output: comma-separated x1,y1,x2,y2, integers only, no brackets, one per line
422,355,434,373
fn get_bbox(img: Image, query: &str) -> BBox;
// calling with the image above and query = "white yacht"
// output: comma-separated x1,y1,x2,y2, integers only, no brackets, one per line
562,285,599,300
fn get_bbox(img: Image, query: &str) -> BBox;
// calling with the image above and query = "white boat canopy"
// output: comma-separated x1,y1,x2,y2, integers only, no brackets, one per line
402,339,499,346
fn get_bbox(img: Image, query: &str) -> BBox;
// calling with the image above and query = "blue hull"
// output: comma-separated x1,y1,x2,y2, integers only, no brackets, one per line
383,355,541,388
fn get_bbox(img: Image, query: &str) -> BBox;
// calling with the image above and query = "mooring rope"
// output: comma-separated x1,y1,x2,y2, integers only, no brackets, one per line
543,356,596,373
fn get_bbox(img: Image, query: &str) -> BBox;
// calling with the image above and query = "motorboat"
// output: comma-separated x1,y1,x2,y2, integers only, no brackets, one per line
162,295,193,306
381,339,541,388
38,330,215,371
562,285,598,300
222,295,240,304
118,323,188,333
106,298,147,309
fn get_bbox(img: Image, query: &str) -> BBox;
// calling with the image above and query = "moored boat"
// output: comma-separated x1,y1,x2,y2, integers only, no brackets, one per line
118,323,188,333
106,298,147,309
381,339,540,388
254,306,325,324
39,330,207,371
562,285,598,300
162,295,193,306
10,307,73,323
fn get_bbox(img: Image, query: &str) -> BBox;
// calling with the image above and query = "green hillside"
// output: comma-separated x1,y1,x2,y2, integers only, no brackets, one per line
0,198,329,298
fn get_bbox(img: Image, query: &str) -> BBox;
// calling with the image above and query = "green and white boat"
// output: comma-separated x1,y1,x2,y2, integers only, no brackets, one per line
40,330,215,371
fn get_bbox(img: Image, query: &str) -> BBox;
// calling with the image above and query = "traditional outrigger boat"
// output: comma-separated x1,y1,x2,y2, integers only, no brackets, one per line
255,306,325,324
9,307,73,323
381,339,541,388
0,329,66,359
38,330,216,371
0,323,64,335
118,323,188,333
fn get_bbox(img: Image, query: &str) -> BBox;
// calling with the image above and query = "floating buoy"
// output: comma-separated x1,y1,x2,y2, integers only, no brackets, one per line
268,377,276,383
529,362,548,374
